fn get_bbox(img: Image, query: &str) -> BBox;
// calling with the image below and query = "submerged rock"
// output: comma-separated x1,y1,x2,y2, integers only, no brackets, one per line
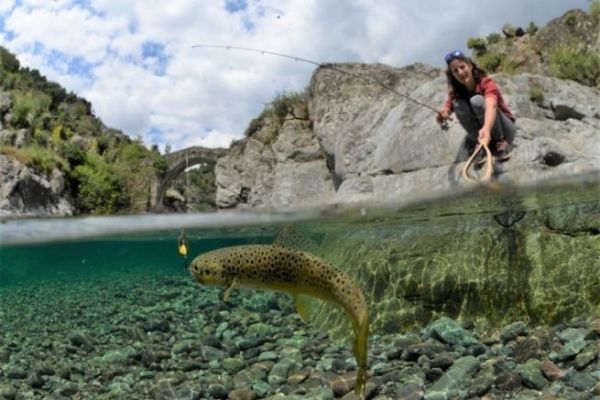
518,360,547,390
424,317,481,347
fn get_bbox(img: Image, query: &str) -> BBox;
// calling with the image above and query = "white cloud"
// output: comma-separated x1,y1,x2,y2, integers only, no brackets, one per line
0,0,591,151
5,6,117,63
0,0,14,14
184,129,237,149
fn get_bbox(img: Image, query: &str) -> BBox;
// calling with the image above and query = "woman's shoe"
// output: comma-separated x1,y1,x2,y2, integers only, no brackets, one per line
494,140,512,162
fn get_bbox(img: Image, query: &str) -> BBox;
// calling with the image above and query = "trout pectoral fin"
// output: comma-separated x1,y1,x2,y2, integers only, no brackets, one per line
293,294,312,323
223,278,239,302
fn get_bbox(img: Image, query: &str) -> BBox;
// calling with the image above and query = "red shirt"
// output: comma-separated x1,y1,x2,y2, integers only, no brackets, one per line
444,76,515,122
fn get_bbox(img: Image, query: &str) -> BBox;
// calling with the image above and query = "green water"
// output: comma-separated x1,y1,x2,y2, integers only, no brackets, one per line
1,174,598,321
0,174,598,398
0,236,273,287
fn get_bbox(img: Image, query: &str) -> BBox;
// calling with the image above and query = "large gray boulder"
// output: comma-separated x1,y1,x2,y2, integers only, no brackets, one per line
216,112,335,209
216,63,599,209
0,155,74,217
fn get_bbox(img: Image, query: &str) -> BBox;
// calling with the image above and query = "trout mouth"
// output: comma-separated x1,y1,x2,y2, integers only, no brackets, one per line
189,269,205,284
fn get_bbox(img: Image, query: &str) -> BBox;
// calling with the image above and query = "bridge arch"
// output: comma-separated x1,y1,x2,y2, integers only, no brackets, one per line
154,146,227,210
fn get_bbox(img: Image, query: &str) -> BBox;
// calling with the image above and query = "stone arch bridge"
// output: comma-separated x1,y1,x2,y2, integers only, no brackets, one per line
153,146,228,209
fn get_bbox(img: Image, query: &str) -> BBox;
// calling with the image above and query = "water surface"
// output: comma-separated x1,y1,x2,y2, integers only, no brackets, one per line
0,174,598,399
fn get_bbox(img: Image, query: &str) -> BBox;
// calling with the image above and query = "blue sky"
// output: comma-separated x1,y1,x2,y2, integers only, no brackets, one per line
0,0,591,151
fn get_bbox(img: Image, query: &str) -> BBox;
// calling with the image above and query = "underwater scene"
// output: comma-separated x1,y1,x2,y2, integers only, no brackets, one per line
1,174,599,400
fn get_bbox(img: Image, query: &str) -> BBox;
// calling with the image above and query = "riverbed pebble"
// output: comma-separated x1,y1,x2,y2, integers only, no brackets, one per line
1,274,599,399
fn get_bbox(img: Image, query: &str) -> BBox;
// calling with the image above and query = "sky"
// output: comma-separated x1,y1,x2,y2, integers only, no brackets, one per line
0,0,591,151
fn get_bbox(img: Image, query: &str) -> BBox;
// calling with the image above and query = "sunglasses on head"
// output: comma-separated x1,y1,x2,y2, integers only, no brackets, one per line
444,50,464,64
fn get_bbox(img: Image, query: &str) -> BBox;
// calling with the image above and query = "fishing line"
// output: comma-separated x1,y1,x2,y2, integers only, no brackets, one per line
185,149,189,212
191,44,442,115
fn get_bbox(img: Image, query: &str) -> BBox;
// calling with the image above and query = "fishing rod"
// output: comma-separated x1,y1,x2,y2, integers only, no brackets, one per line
191,44,443,117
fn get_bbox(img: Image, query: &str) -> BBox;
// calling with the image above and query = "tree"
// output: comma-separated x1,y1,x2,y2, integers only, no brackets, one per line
527,21,538,35
0,47,20,72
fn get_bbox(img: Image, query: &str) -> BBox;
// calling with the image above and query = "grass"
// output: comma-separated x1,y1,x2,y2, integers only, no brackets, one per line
245,89,308,143
0,144,67,173
549,44,600,87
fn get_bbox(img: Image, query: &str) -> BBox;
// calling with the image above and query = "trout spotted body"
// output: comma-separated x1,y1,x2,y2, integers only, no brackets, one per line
189,244,369,395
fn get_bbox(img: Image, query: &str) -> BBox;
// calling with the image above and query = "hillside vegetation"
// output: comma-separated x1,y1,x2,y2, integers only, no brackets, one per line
466,4,600,88
0,47,166,214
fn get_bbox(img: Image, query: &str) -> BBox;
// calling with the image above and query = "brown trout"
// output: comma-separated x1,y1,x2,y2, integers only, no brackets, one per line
188,244,369,395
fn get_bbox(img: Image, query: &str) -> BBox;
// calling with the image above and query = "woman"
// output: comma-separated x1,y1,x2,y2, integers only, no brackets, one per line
437,50,516,161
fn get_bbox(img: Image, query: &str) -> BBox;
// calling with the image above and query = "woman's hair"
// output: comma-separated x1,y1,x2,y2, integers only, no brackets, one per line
445,55,487,98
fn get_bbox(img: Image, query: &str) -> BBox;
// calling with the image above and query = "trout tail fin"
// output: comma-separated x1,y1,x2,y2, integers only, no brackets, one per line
353,318,369,396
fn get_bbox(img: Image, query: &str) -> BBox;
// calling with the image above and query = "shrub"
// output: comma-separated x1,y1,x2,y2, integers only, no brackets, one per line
153,157,167,175
564,11,578,27
117,143,147,164
58,141,86,169
466,37,487,57
11,91,52,129
245,89,307,141
74,115,101,136
526,21,538,35
1,145,66,173
486,33,502,44
27,146,67,173
11,67,77,110
44,81,69,109
528,84,544,104
51,124,68,143
549,45,600,86
71,100,91,116
33,128,49,147
591,0,600,20
477,52,505,73
96,135,110,155
72,153,129,214
0,47,20,72
0,70,16,90
270,90,306,120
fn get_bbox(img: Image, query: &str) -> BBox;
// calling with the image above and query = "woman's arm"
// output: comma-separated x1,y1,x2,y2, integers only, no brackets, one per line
437,95,454,123
478,96,497,145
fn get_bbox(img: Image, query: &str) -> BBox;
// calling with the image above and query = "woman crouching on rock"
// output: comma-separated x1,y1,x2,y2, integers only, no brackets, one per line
436,49,516,162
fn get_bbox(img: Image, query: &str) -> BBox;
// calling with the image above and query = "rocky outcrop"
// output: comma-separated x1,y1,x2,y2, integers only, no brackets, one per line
216,107,336,209
0,155,74,217
486,9,600,79
216,63,600,209
0,88,75,217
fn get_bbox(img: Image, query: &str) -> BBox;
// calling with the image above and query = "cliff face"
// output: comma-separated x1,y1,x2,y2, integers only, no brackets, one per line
215,63,600,209
216,7,600,210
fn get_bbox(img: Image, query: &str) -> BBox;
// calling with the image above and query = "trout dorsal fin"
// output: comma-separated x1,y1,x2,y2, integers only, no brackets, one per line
273,226,319,253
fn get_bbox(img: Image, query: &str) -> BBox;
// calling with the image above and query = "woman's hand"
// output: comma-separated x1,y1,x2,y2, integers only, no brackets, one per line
478,127,491,146
436,108,450,124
